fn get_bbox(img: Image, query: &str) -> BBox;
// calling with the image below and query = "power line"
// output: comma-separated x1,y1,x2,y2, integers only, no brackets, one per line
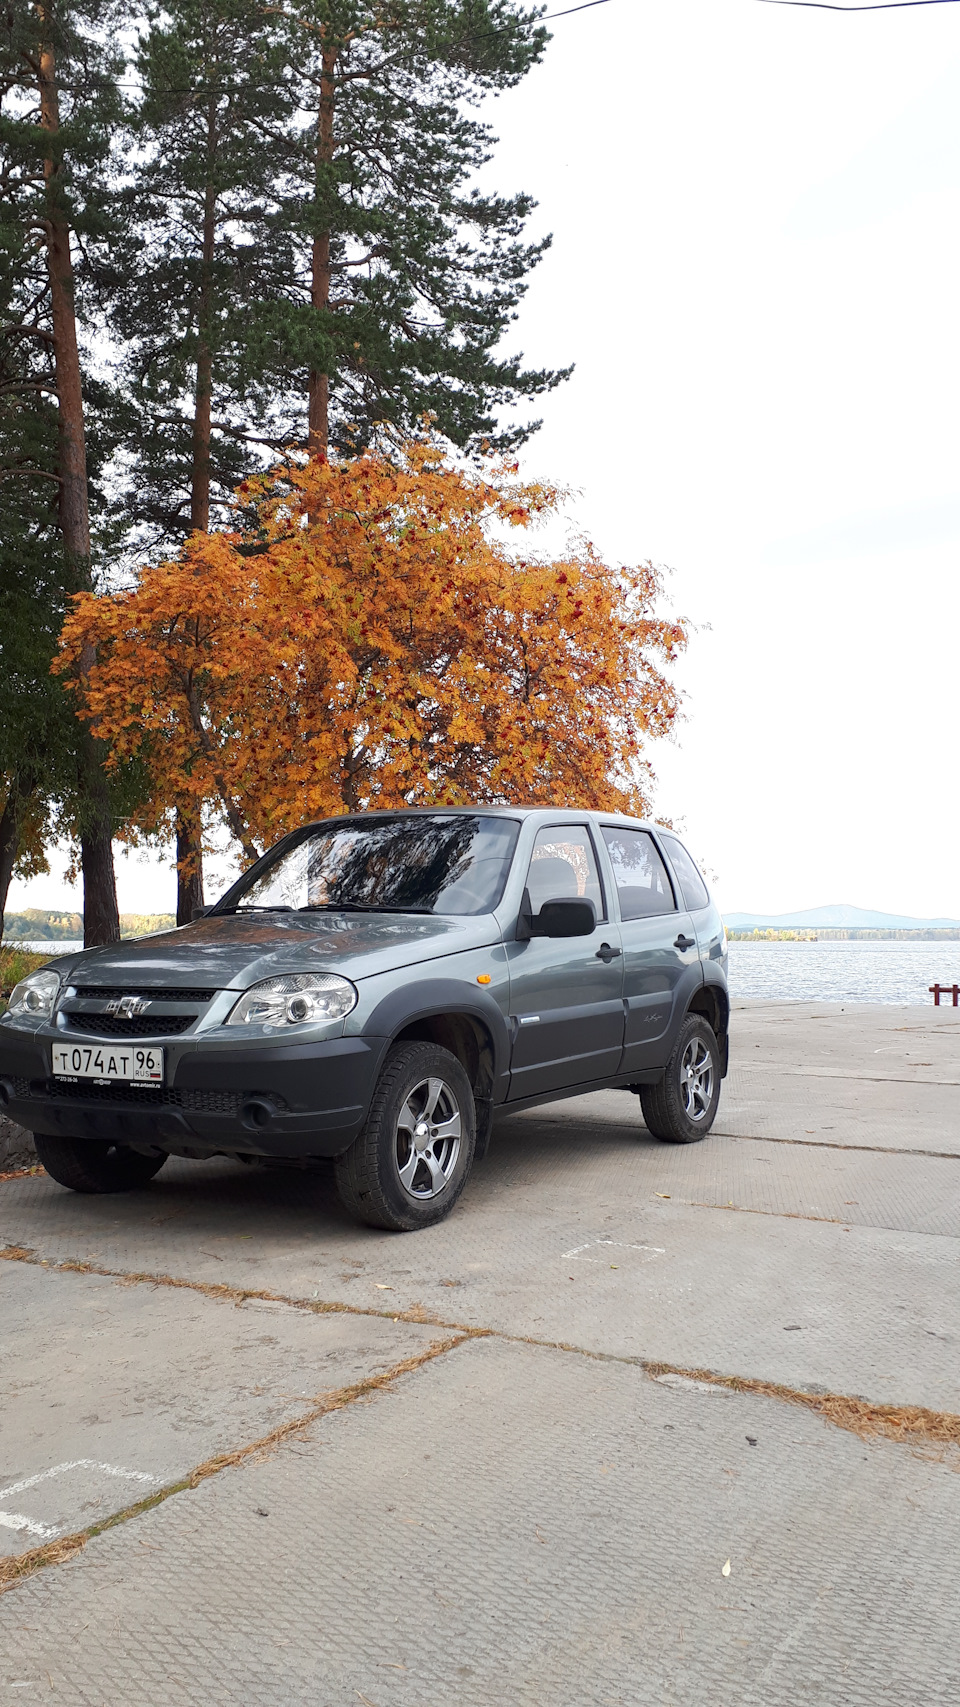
758,0,959,10
16,0,959,106
42,3,616,98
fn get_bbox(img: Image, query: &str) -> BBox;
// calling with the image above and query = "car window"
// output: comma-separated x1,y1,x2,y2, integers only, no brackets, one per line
525,827,605,921
659,834,710,910
601,827,676,920
219,815,521,916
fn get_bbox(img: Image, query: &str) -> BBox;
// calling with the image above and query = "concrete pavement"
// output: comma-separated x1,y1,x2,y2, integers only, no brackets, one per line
1,1000,958,1703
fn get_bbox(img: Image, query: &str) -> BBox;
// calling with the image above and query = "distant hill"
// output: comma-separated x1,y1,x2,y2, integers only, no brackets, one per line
724,904,960,931
3,908,176,942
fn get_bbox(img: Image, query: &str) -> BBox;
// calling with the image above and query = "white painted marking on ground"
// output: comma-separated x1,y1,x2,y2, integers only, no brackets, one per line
0,1511,58,1539
0,1460,160,1504
0,1460,161,1544
562,1239,666,1262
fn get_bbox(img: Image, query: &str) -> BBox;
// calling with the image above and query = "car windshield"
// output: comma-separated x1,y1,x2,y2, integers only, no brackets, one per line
219,815,521,917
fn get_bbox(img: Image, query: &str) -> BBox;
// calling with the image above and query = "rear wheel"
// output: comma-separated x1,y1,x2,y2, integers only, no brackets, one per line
335,1042,475,1231
32,1135,168,1194
639,1015,721,1143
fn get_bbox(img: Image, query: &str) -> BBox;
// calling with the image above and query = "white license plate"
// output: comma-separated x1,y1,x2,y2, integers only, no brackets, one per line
51,1044,164,1085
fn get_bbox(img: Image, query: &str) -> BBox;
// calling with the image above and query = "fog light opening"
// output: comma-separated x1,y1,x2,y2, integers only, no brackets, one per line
241,1098,274,1131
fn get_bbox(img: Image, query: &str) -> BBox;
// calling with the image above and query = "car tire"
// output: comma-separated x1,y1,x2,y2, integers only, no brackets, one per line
639,1015,721,1144
32,1135,168,1193
334,1042,476,1231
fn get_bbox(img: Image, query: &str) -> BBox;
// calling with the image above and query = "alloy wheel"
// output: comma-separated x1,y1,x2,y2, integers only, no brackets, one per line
679,1037,714,1121
395,1075,463,1200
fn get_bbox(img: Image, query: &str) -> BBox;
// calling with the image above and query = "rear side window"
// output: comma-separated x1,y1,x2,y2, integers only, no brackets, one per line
601,827,676,920
659,834,710,910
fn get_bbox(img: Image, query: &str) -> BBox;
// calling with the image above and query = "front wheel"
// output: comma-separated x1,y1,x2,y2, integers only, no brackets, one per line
639,1015,721,1143
32,1134,168,1193
335,1042,476,1231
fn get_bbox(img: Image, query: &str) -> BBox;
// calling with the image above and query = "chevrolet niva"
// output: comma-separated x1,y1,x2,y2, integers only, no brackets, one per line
0,809,728,1231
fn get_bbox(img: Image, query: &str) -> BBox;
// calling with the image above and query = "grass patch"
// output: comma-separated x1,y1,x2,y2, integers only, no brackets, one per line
0,944,54,1011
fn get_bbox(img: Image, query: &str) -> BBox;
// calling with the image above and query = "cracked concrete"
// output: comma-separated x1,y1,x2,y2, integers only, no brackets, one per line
1,1000,958,1703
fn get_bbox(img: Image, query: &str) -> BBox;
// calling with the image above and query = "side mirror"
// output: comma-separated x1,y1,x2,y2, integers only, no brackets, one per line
192,905,213,921
530,896,597,939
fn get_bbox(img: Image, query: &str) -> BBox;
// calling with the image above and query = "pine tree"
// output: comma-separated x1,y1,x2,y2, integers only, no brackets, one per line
0,0,125,945
110,0,301,547
0,357,70,938
270,0,567,455
107,0,308,917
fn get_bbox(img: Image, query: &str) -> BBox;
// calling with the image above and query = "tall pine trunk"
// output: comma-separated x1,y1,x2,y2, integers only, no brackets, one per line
38,4,119,949
177,100,221,916
307,47,336,458
190,100,217,534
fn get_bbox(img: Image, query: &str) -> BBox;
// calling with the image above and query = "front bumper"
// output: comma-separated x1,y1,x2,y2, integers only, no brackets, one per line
0,1032,386,1158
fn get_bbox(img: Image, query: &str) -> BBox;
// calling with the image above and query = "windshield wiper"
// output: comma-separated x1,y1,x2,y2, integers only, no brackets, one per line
298,902,433,915
218,904,295,914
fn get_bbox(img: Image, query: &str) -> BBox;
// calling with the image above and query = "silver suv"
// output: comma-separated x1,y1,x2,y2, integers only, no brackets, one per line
0,808,728,1231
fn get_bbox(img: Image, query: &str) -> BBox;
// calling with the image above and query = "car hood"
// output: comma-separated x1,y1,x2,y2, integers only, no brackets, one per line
47,911,501,991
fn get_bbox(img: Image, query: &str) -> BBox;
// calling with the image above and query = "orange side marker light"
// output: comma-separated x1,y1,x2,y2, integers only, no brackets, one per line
476,974,492,985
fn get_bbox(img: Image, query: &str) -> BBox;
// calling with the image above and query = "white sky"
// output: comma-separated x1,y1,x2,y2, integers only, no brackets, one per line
10,0,960,922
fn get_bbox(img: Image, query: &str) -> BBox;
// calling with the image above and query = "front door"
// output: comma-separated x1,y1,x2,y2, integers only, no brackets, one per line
506,824,624,1101
599,825,701,1074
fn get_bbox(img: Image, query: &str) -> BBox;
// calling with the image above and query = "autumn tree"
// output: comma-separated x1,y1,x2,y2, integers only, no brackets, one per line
0,0,125,945
59,443,687,859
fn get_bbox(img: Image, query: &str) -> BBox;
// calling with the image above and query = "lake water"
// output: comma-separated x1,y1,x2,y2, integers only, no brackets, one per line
7,937,960,1008
8,941,85,955
729,940,960,1005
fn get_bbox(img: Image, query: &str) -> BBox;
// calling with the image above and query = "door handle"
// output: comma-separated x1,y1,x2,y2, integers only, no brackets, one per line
595,942,622,962
674,934,696,951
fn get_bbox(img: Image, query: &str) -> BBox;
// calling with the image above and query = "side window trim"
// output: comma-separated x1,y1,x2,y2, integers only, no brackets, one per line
656,832,710,912
600,824,679,919
647,833,681,912
527,822,608,924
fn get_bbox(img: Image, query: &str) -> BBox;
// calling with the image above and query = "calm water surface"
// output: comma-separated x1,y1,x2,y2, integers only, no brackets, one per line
729,940,960,1005
7,937,960,1008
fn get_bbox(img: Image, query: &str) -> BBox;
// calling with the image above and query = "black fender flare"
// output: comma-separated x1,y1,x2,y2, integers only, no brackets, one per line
363,979,512,1094
687,967,730,1076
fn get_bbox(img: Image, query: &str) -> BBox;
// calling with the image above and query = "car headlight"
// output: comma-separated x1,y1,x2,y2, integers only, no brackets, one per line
6,969,61,1021
225,973,358,1028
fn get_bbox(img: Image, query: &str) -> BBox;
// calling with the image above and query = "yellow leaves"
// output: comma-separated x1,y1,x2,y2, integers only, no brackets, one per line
60,440,687,846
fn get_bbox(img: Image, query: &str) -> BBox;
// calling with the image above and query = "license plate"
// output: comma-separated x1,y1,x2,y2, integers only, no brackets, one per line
51,1044,164,1085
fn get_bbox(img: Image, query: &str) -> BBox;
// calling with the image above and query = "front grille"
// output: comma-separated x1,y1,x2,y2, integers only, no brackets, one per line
12,1077,288,1115
61,1013,196,1038
67,986,218,1005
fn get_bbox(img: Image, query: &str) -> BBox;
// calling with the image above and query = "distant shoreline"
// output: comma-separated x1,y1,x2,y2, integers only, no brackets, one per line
728,928,960,942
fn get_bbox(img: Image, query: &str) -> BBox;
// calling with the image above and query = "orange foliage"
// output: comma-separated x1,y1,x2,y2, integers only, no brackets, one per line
58,442,687,857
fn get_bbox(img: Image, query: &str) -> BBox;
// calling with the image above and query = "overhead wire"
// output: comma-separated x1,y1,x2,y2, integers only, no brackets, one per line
758,1,960,11
11,0,959,106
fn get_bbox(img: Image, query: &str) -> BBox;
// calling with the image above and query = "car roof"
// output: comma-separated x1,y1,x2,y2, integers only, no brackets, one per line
295,805,671,834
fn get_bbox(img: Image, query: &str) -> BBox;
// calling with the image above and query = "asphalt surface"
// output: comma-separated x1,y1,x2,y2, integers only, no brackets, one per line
1,999,958,1704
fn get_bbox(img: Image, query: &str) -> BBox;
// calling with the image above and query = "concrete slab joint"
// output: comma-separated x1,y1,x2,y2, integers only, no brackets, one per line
1,1002,959,1703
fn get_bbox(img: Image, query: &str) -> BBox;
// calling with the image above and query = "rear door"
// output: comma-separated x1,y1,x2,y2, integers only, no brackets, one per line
599,824,701,1074
506,823,624,1101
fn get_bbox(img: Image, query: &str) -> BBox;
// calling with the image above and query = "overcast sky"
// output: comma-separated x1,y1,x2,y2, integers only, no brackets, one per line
10,0,960,922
